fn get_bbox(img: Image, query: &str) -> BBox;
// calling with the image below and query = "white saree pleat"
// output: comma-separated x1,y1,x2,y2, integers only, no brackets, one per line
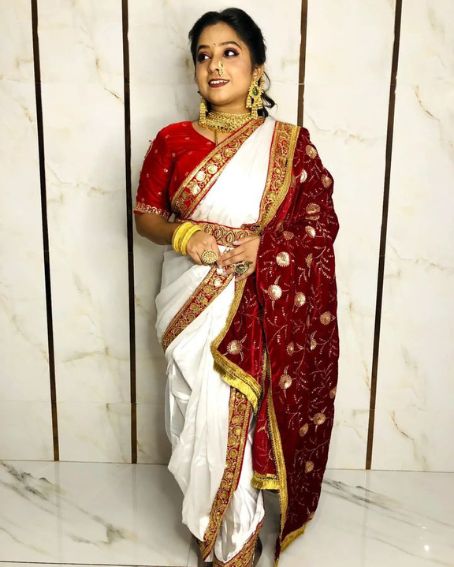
155,117,276,561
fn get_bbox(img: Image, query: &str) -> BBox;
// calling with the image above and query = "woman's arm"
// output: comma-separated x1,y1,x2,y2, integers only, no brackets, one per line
134,213,179,245
134,213,221,265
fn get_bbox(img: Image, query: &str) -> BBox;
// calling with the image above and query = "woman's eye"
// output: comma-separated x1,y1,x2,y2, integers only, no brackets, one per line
224,48,238,57
197,53,209,63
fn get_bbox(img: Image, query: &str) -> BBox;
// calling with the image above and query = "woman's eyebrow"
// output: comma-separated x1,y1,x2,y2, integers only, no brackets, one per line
197,41,242,51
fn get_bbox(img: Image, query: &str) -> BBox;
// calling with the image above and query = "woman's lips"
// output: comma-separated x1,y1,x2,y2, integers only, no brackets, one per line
208,79,230,88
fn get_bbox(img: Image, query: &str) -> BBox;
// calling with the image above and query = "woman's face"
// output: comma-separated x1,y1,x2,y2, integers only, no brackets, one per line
195,22,262,114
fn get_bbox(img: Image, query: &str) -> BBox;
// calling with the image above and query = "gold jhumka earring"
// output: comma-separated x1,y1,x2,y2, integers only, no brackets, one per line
199,95,208,127
246,74,265,119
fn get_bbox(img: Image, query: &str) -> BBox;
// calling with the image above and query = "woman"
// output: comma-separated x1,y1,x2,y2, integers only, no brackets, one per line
134,8,339,567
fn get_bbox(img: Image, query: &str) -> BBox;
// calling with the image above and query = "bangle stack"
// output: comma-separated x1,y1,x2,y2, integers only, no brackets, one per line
172,221,202,255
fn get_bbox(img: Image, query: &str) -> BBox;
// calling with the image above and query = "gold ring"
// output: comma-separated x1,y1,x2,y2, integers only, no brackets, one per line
234,260,252,276
200,250,218,265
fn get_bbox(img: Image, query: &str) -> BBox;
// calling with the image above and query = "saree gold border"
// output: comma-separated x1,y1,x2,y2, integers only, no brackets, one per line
162,267,233,351
256,122,300,232
199,388,252,560
251,471,280,490
267,378,289,567
280,522,309,553
212,517,264,567
171,119,265,217
210,278,262,412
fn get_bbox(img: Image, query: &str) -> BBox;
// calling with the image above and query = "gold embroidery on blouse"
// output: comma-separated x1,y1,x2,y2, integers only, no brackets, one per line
133,202,170,219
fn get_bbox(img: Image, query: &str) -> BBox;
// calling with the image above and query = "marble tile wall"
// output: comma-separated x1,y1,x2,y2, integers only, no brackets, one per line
303,0,397,468
0,1,53,459
373,0,454,471
37,0,131,461
1,0,453,471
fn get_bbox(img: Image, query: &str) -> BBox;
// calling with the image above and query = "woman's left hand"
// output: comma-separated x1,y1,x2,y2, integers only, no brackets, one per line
217,235,261,281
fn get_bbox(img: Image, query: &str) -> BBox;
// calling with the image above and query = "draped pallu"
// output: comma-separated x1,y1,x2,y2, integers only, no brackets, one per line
151,117,339,565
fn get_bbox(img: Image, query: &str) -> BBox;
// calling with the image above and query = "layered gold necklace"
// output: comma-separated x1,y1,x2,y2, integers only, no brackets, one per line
201,110,255,133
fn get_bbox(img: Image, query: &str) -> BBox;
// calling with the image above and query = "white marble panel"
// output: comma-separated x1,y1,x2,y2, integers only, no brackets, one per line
37,1,130,461
0,1,53,458
304,0,397,468
130,0,301,463
254,470,454,567
0,461,192,565
373,1,454,471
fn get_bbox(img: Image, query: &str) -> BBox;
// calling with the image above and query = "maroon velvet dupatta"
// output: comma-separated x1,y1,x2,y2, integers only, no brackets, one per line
211,123,340,563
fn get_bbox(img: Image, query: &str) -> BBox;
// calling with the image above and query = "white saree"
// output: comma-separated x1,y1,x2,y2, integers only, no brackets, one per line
155,116,276,563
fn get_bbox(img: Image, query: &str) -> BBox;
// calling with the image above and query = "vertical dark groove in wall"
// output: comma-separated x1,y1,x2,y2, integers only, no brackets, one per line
31,0,59,460
366,0,403,470
122,0,137,463
297,0,308,125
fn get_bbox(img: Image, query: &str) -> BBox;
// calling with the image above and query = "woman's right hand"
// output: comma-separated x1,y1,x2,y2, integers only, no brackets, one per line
185,230,221,266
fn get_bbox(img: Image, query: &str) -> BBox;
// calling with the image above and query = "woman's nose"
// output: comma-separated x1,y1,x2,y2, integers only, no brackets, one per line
208,58,220,74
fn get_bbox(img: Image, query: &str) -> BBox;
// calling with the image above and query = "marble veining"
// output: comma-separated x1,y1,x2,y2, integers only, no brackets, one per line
7,461,451,566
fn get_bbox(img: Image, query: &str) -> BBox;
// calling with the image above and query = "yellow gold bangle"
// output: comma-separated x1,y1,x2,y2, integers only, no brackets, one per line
172,221,193,254
180,225,202,255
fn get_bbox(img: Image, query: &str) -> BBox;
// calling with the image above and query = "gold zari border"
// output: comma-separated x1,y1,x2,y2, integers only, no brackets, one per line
199,388,252,559
211,279,262,412
256,122,300,232
161,267,233,351
212,518,264,567
251,471,280,490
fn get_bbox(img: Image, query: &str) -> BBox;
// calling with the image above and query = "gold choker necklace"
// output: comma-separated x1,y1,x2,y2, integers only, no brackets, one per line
200,110,256,133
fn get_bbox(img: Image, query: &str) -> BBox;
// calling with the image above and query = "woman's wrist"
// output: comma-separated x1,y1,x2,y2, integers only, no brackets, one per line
171,221,203,255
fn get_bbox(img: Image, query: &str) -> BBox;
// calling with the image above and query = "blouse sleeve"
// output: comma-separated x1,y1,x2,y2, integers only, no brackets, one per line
133,129,173,219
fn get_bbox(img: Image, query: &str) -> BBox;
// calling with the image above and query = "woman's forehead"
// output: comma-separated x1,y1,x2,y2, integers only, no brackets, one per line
197,22,243,48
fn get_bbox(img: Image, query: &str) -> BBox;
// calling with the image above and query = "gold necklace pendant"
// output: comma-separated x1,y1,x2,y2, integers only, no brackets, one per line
200,110,257,134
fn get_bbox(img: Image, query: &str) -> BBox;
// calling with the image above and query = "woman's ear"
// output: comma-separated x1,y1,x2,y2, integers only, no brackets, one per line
254,64,265,80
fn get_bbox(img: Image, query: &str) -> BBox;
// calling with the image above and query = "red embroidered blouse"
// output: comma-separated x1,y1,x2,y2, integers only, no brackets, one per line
133,121,215,219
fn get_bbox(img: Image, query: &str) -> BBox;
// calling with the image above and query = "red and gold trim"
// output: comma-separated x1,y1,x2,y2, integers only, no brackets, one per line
171,119,265,218
191,219,257,247
133,202,170,218
161,266,233,351
251,471,279,490
255,122,300,232
212,518,264,567
199,388,252,560
211,279,262,412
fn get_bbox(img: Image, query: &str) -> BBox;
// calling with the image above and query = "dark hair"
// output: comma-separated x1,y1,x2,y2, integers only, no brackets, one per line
188,7,276,116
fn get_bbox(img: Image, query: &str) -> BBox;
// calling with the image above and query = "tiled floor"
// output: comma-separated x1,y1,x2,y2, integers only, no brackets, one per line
0,461,453,566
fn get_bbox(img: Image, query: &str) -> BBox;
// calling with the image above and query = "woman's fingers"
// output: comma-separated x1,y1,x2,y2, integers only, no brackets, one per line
186,232,221,266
